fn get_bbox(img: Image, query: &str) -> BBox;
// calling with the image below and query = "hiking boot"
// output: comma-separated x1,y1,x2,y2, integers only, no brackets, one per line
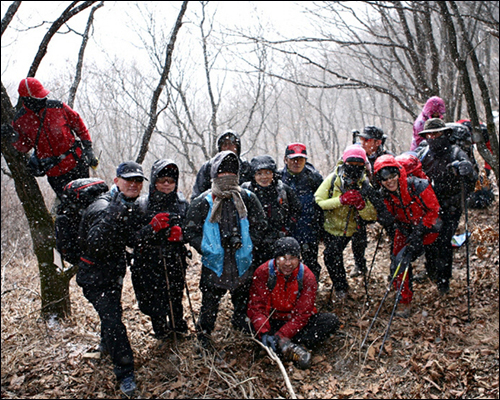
349,264,367,278
119,375,137,397
98,340,109,356
395,303,411,318
413,270,428,283
281,342,312,369
335,289,348,302
437,280,450,296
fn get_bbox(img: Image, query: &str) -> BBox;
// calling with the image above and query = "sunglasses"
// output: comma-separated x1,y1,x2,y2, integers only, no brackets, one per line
122,177,144,183
379,172,398,182
156,177,176,185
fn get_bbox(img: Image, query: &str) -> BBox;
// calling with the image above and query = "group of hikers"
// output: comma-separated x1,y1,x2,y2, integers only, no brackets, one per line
2,79,495,397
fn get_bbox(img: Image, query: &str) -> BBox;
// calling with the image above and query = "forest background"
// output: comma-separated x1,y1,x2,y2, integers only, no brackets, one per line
1,1,499,399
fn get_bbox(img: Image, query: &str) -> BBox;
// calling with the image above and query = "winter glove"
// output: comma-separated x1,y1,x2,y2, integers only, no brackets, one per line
105,192,130,222
339,189,366,210
1,124,18,143
149,212,170,233
167,225,183,242
82,140,99,169
261,334,278,352
449,160,473,177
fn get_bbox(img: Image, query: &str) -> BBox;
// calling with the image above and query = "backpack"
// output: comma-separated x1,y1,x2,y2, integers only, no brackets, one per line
55,178,109,265
267,258,304,297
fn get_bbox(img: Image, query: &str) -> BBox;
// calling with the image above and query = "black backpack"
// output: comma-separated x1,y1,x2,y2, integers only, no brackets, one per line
55,178,109,265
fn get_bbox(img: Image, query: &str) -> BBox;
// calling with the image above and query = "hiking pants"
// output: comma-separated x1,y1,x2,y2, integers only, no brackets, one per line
82,283,134,381
269,313,340,349
197,278,252,335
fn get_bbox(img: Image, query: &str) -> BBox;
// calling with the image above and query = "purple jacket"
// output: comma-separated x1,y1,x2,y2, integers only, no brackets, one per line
411,96,446,151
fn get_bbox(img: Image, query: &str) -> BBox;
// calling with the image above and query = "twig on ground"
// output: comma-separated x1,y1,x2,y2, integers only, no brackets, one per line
251,337,297,399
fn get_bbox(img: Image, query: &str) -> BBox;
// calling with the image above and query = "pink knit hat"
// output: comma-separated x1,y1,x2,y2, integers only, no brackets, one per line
342,144,367,163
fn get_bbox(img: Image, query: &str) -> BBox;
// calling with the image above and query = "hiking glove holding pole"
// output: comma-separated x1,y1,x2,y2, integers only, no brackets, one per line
82,140,99,169
339,189,366,210
449,160,474,177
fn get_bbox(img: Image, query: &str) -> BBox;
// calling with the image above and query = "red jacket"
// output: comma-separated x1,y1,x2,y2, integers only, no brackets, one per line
374,155,440,254
12,100,91,177
247,260,317,340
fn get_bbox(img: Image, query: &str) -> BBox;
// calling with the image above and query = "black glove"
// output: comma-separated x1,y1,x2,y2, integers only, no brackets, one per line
82,140,99,168
450,160,473,177
106,192,129,221
1,124,18,143
261,334,278,352
405,224,425,259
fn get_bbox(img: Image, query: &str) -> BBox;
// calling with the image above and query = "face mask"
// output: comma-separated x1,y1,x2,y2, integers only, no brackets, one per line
23,97,47,113
343,164,364,183
427,135,451,154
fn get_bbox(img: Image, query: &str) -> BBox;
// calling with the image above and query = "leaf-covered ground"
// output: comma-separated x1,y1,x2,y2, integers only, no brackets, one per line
1,198,498,399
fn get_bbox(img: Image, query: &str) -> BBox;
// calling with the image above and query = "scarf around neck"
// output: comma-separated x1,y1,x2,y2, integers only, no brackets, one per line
210,175,247,223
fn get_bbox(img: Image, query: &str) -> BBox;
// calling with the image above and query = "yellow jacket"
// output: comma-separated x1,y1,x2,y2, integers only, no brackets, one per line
315,163,377,237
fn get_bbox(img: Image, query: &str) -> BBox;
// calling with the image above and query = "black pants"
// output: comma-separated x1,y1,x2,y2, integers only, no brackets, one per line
197,277,252,335
351,221,368,271
323,233,365,292
47,156,89,200
426,207,462,285
82,283,134,382
268,313,340,349
300,241,322,283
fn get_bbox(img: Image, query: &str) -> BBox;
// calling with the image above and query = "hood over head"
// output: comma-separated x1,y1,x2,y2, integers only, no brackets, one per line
149,159,179,194
422,96,446,119
210,150,240,179
217,130,241,156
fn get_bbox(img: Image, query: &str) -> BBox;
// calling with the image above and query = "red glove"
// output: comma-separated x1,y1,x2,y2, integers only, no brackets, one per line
149,213,170,233
167,225,183,242
339,189,366,210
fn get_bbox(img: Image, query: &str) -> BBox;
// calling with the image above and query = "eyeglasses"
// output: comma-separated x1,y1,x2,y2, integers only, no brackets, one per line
379,172,398,182
157,177,176,185
122,177,144,183
255,170,273,176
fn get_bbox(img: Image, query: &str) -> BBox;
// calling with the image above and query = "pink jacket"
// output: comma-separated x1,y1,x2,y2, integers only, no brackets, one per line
410,96,446,151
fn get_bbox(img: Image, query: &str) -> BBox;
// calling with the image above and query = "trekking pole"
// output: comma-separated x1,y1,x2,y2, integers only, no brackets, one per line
160,248,177,346
460,180,471,322
360,254,404,349
377,257,410,359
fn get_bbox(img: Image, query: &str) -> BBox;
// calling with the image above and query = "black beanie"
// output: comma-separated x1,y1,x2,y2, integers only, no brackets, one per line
274,237,301,259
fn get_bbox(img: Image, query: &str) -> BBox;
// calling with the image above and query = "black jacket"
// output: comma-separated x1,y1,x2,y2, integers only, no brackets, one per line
418,139,477,212
77,188,143,289
132,159,189,317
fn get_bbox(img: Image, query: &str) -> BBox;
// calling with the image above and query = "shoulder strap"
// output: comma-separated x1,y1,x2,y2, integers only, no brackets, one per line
267,259,304,296
33,109,47,151
328,173,337,198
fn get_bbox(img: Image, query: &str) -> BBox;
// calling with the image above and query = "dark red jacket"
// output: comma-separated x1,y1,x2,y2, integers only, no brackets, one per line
12,100,91,177
247,260,317,340
374,155,440,254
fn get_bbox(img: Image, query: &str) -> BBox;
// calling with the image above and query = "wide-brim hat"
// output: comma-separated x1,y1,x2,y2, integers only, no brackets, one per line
419,118,452,137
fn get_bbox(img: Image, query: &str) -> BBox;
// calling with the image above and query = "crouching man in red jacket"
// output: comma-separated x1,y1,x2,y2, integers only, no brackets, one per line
247,237,340,369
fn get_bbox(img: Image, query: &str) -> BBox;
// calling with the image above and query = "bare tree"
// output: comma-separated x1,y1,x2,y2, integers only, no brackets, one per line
1,1,100,319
